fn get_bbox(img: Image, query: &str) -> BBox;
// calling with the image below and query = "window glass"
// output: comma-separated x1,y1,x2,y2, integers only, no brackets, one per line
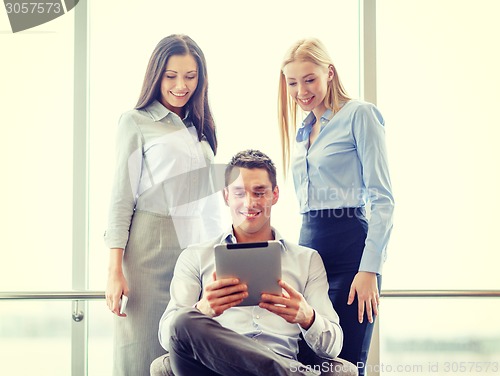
88,301,113,375
377,0,500,289
379,298,500,375
0,301,72,375
0,8,74,290
0,9,77,376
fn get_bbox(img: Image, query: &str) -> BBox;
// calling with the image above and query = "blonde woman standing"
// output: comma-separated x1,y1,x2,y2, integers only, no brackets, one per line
278,37,394,376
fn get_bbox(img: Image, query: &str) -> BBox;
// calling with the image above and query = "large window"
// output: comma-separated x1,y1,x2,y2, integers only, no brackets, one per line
377,0,500,373
2,0,500,375
0,9,75,375
0,6,74,291
377,0,500,290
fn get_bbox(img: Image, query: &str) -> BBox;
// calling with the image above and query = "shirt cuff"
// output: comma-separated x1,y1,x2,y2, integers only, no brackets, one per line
359,247,384,274
300,310,325,346
103,229,129,250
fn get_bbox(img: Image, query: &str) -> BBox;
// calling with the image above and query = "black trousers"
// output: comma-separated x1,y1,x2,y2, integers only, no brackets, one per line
299,208,381,376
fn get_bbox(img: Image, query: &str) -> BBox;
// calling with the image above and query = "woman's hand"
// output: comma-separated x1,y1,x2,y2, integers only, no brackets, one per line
347,271,379,324
105,248,129,317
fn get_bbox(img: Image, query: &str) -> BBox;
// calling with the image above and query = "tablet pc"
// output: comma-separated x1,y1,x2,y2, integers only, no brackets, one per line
214,240,283,306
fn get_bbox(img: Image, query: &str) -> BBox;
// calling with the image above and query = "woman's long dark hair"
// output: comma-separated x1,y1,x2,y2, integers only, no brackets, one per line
135,34,217,154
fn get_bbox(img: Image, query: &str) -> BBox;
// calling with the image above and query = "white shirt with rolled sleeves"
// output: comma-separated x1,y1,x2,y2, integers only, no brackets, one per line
104,100,222,250
159,227,343,360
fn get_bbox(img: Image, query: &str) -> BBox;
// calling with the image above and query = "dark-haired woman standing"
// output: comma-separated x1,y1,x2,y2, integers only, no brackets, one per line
104,34,221,376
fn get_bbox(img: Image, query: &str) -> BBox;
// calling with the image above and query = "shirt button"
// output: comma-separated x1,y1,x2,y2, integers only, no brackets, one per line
255,315,260,319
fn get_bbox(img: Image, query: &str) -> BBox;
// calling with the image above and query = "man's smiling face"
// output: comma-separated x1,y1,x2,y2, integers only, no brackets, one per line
223,167,279,242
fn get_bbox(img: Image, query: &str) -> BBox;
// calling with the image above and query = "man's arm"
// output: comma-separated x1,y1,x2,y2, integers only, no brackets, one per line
158,248,203,350
158,248,248,350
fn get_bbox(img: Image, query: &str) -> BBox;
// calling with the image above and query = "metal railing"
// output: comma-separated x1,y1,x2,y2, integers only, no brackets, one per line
2,289,500,300
0,291,105,300
381,290,500,298
1,289,499,376
0,291,105,324
1,289,498,328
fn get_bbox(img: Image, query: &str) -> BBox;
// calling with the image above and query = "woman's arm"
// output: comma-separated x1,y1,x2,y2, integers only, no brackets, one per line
106,248,129,316
350,103,395,320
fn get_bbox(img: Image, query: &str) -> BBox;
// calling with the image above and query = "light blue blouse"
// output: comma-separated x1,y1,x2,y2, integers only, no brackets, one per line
292,100,394,274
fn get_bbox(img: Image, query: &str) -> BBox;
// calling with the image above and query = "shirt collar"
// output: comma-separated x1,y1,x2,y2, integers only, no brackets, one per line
296,112,316,142
320,109,334,125
143,100,171,121
219,226,287,250
296,109,334,142
144,99,193,122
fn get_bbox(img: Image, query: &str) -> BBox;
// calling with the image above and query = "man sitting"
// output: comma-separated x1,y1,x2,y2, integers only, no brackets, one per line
151,150,358,376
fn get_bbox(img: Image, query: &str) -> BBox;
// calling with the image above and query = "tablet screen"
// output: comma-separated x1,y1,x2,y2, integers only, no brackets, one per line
214,240,283,306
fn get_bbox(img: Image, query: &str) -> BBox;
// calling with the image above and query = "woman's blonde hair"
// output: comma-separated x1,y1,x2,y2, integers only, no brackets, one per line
278,38,350,175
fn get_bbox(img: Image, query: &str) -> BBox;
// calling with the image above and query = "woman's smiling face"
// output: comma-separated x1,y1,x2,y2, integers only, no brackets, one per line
159,54,198,116
282,60,332,118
